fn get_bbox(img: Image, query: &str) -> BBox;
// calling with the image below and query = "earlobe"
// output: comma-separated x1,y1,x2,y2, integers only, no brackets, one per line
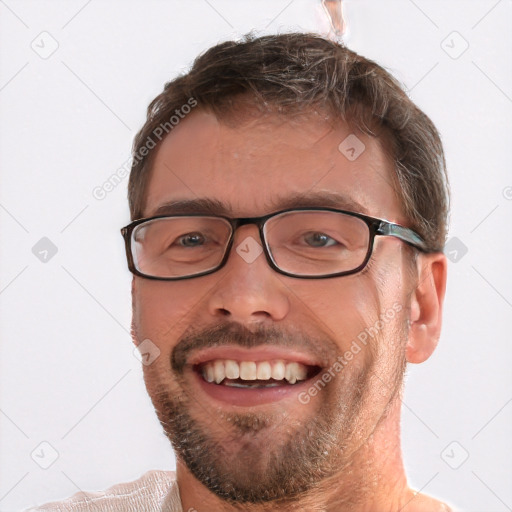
406,253,447,364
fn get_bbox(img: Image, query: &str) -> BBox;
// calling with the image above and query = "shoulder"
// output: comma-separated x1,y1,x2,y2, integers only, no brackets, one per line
24,470,182,512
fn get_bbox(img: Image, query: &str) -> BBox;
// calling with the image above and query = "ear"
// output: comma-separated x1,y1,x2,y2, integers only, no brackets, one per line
406,253,447,364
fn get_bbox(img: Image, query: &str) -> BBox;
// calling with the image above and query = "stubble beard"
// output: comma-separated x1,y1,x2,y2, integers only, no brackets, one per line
144,369,405,503
138,320,407,506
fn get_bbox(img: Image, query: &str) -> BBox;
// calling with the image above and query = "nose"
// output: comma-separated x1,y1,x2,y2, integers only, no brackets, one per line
206,225,290,325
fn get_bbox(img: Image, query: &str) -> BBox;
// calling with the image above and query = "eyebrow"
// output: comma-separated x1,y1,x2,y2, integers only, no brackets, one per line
149,191,370,218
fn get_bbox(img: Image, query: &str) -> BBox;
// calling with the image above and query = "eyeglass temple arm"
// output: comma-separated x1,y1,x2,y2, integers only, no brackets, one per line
376,221,429,252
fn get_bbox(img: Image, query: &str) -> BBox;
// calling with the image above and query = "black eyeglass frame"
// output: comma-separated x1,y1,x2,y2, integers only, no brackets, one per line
120,207,430,281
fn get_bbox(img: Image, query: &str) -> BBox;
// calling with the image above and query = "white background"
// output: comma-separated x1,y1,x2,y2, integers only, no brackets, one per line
1,1,511,511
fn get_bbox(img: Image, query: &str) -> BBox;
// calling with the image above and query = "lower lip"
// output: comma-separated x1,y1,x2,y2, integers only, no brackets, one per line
193,371,314,407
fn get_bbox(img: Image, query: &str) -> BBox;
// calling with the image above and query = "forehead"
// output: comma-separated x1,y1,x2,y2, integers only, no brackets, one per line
144,109,402,221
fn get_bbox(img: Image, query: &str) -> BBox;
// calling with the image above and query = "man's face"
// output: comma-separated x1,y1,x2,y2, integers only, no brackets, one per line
132,109,414,503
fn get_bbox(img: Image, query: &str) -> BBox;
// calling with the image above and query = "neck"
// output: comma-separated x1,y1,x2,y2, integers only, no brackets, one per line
176,397,413,512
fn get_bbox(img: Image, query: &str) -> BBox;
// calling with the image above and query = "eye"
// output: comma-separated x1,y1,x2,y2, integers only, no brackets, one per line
303,232,339,248
175,232,206,247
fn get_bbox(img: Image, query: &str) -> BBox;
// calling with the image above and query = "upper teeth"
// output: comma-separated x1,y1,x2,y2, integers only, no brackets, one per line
201,359,309,385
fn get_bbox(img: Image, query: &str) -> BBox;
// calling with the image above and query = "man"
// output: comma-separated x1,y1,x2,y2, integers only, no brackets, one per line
31,33,452,511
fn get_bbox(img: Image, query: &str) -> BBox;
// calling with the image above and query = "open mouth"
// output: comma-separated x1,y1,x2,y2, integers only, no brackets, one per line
194,359,322,389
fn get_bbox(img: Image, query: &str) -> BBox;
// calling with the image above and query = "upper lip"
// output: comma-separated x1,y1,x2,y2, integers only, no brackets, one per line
187,345,323,368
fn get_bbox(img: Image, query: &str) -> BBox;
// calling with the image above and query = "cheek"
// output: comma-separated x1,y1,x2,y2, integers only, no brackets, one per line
293,274,383,346
133,280,204,345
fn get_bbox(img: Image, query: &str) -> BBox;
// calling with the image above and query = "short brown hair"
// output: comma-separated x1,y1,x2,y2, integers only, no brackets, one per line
128,33,449,251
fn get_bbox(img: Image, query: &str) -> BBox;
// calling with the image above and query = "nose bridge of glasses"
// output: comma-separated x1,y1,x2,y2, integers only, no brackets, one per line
230,217,267,249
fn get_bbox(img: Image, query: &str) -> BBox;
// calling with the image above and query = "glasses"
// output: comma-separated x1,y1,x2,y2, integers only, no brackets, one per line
120,207,429,281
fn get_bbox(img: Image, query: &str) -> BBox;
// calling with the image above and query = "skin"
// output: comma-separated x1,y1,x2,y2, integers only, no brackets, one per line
131,108,450,511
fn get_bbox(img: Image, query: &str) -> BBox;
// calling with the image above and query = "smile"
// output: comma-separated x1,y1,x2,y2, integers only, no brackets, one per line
187,346,324,407
196,359,319,387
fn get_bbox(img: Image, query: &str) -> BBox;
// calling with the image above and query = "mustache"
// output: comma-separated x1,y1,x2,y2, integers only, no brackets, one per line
171,322,335,374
